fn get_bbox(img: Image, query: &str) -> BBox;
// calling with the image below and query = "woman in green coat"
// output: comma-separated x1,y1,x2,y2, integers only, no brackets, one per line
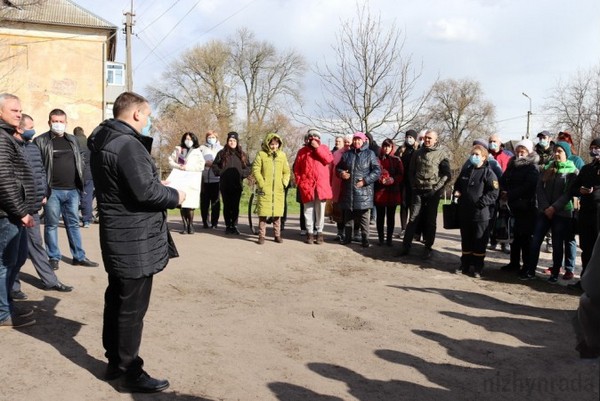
252,133,291,244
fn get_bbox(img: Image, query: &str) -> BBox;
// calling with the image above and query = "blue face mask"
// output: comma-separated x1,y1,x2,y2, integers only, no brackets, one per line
207,137,216,145
22,129,35,141
469,155,481,166
488,142,498,150
539,139,549,147
140,116,152,136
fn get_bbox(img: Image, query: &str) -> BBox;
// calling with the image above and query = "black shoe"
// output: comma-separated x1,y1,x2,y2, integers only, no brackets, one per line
501,264,520,272
104,364,122,381
231,226,241,235
397,246,410,257
50,259,59,271
203,222,210,229
119,371,170,393
73,258,99,267
44,282,73,292
10,290,28,300
187,224,195,234
421,247,433,260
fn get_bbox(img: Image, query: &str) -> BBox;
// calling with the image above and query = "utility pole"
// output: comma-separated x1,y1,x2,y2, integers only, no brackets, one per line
522,92,532,139
124,0,134,91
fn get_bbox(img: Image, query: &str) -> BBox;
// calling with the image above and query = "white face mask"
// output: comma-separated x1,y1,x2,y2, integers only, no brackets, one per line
207,137,217,145
51,122,66,136
184,140,193,149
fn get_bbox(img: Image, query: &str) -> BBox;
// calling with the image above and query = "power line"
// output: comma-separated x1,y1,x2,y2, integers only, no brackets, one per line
135,0,183,35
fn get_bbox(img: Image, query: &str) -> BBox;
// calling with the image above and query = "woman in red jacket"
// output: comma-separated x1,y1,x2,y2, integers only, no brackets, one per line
374,138,404,246
293,129,334,244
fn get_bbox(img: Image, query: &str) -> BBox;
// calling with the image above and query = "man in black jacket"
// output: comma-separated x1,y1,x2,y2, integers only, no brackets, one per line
33,109,98,269
0,93,36,329
88,92,185,393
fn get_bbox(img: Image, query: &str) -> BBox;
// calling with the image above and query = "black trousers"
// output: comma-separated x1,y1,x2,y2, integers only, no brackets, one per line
200,181,221,227
102,274,153,376
402,191,441,249
459,220,491,272
376,204,397,241
221,186,242,228
509,212,535,269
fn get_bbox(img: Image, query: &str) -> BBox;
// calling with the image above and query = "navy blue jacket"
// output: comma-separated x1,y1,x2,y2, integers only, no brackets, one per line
336,142,381,211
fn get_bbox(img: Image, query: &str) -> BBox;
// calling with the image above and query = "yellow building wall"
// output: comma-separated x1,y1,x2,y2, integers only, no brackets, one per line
0,27,109,136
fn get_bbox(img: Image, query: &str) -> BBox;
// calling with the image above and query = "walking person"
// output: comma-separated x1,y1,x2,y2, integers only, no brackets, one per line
374,138,404,246
88,91,185,393
336,132,381,248
199,130,223,229
453,144,499,278
252,133,290,244
168,132,205,234
212,132,251,234
294,129,333,244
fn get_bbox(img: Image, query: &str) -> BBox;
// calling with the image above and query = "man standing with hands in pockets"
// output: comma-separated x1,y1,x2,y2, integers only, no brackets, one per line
88,92,185,393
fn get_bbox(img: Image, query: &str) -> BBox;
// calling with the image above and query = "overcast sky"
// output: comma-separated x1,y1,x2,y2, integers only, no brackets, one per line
76,0,600,141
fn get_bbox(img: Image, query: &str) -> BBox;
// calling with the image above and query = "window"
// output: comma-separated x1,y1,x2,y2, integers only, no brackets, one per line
106,63,124,86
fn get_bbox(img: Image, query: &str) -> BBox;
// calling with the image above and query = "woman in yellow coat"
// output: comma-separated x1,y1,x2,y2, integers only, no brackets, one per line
252,133,290,244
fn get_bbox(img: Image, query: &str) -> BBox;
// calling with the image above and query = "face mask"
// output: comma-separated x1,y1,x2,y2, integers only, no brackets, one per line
184,140,193,148
469,155,481,166
51,122,66,136
140,116,152,136
207,137,216,145
590,149,600,159
22,129,35,141
539,139,549,147
488,142,498,150
406,137,415,146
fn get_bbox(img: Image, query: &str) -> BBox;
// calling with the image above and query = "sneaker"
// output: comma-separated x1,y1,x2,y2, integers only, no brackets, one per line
548,275,559,283
9,290,28,300
562,270,574,280
519,271,535,280
473,272,482,279
0,316,36,328
82,222,91,228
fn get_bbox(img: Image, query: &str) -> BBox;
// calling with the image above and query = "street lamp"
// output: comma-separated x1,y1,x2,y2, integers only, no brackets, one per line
522,92,532,139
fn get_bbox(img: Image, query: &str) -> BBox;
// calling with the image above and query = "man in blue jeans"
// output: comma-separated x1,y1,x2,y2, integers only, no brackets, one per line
0,93,36,329
33,109,98,269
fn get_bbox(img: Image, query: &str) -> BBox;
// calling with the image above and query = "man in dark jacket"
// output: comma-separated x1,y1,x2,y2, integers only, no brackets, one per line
11,114,73,297
399,130,451,259
0,93,36,329
33,109,98,269
88,92,185,393
336,132,381,247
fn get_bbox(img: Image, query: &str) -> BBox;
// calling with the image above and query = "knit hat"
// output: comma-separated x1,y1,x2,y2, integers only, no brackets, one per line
405,129,417,139
590,138,600,148
307,128,321,139
472,138,488,149
515,139,534,154
353,132,367,141
554,140,572,159
227,131,239,141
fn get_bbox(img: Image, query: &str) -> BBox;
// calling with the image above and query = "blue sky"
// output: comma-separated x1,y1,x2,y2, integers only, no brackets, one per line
76,0,600,141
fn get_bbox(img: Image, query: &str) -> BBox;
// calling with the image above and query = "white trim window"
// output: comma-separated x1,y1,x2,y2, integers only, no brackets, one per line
106,62,124,86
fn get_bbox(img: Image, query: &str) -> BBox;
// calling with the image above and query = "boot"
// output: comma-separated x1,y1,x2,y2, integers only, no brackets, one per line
273,218,282,243
377,233,384,246
386,228,394,246
305,233,314,244
180,218,188,234
316,232,324,244
257,236,265,245
187,211,195,234
361,233,370,248
258,218,267,244
341,226,353,245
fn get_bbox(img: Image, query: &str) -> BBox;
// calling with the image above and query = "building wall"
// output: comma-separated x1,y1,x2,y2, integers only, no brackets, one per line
0,25,111,135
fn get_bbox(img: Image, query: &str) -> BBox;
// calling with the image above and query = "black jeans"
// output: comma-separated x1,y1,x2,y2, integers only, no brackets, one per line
376,204,397,241
402,190,441,249
102,274,153,376
200,181,221,227
221,186,242,228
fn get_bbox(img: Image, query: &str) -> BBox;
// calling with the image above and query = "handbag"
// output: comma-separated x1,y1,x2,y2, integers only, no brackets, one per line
442,198,460,230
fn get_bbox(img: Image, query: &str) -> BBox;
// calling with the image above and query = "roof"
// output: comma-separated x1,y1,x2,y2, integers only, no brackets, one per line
0,0,117,30
1,0,118,59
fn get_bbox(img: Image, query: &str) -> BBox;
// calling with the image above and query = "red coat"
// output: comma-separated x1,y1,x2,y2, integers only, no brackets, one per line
374,152,404,206
294,144,334,203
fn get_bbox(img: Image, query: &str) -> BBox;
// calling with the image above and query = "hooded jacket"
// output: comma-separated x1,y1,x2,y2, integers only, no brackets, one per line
500,153,540,215
536,159,578,218
336,141,382,211
251,133,291,217
293,140,334,203
88,119,180,279
0,121,36,221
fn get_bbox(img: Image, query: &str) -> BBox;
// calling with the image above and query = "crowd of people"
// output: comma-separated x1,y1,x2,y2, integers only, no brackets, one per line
2,89,599,397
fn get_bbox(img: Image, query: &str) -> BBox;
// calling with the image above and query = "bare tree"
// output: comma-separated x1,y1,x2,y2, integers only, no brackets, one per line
147,39,236,138
312,3,430,141
544,64,600,154
229,28,307,156
421,78,495,174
